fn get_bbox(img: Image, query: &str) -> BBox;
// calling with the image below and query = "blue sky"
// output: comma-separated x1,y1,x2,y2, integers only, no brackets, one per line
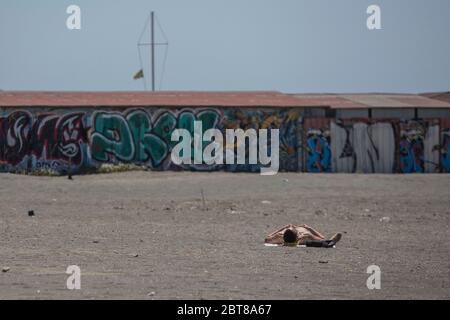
0,0,449,93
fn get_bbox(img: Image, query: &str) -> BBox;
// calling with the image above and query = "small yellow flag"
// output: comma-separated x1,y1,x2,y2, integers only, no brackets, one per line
133,69,144,80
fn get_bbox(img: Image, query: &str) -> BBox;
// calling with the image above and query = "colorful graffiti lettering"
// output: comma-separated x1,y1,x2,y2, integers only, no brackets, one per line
90,109,220,168
32,112,87,165
399,123,425,173
306,128,331,172
0,111,87,170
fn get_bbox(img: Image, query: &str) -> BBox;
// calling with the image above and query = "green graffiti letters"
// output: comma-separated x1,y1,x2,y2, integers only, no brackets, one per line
126,110,168,166
91,112,135,162
91,109,220,168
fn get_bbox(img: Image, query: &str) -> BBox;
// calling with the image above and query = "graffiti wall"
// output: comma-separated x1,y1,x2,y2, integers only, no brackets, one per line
0,107,448,174
0,107,300,174
301,118,447,173
330,118,444,173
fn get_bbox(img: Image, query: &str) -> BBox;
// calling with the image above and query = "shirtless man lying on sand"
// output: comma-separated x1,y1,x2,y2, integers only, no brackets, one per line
265,224,342,248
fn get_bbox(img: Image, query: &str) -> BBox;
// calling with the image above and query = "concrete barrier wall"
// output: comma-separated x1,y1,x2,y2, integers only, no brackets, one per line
0,107,448,174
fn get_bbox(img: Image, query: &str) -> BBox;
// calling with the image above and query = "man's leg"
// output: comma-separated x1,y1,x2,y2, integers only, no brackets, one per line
297,233,323,245
304,233,342,248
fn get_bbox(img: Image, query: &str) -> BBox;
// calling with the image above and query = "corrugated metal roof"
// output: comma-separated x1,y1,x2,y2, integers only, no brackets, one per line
420,92,450,103
342,94,450,108
1,91,449,109
0,91,307,108
291,94,365,108
294,93,450,109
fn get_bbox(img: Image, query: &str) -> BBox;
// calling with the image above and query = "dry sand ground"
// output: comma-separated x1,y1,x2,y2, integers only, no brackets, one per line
0,171,449,299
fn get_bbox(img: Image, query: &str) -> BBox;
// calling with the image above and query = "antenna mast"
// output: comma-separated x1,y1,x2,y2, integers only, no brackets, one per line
150,11,155,92
137,11,169,91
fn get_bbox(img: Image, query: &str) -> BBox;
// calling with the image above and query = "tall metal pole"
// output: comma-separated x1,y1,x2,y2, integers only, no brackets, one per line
151,11,155,91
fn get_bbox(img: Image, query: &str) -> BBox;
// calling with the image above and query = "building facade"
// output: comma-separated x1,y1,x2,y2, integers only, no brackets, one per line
1,91,449,174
